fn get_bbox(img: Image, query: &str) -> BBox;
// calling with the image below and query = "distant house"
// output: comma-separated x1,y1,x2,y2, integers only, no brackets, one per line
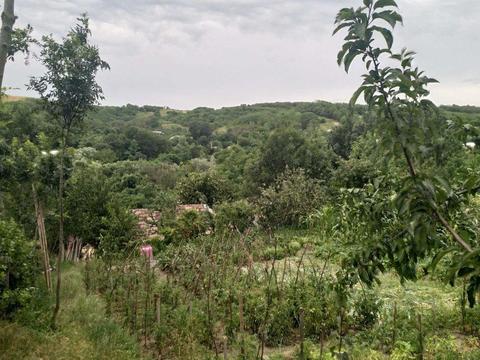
41,149,60,156
466,142,476,150
131,209,162,238
176,204,215,215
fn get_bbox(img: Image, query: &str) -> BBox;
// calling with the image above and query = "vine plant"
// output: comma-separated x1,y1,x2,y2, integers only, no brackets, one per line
334,0,480,304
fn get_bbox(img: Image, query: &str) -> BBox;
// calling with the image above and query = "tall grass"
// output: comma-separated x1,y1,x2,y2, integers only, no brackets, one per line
0,264,146,360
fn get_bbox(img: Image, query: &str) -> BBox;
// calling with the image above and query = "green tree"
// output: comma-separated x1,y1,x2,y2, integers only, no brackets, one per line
214,200,255,234
28,14,109,328
257,168,325,228
98,199,139,259
177,172,231,207
65,164,110,247
189,120,213,146
249,128,336,188
256,127,306,185
328,114,367,159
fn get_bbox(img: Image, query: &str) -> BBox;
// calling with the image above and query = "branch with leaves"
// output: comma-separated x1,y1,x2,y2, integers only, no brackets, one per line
334,0,474,254
334,0,480,305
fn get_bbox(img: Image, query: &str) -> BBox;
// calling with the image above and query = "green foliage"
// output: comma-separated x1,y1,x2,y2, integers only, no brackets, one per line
177,171,231,207
424,335,458,360
390,341,416,360
28,14,109,131
0,219,37,318
169,211,213,243
98,200,139,260
249,127,336,188
188,120,213,146
214,200,255,233
352,290,383,329
8,25,37,62
1,265,143,359
334,0,480,302
258,168,325,228
102,125,170,161
215,144,250,196
66,164,110,247
328,114,368,159
333,134,380,189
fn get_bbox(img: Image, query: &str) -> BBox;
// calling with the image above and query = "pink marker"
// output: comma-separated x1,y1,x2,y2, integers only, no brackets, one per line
140,244,153,259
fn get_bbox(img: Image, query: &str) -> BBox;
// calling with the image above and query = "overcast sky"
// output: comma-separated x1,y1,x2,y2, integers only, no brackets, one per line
5,0,480,109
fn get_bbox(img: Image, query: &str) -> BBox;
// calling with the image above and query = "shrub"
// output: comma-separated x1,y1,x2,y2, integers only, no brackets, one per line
391,341,416,360
160,211,213,245
287,240,302,255
214,200,255,233
266,299,294,346
257,168,325,228
233,333,258,360
352,290,383,329
66,164,110,247
0,219,37,318
177,172,231,207
98,200,139,260
175,211,212,241
349,345,384,360
261,246,286,261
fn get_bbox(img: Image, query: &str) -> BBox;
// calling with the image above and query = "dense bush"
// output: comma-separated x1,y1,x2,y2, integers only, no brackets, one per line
0,219,37,318
248,127,337,188
98,200,140,259
161,210,213,245
257,168,325,227
177,172,231,207
352,290,383,329
66,164,111,247
214,200,255,233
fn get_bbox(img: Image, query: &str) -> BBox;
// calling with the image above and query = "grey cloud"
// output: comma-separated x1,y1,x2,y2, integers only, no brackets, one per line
6,0,480,108
464,78,480,85
18,0,342,45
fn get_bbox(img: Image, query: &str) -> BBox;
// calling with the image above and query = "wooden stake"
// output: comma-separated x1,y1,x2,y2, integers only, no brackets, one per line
392,302,397,350
417,313,424,360
33,185,51,291
299,307,305,360
239,293,245,359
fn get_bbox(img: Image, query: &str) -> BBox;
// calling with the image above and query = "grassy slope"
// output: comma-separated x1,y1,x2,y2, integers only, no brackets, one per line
0,265,146,360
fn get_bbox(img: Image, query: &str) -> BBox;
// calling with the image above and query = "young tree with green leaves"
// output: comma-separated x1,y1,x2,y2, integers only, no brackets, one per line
334,0,480,303
28,14,109,328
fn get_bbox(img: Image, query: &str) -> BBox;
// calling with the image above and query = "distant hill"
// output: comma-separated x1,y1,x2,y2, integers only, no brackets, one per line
3,95,31,102
4,97,479,164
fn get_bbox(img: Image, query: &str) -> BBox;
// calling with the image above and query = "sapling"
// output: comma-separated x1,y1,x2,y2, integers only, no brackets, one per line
29,15,109,328
334,0,480,301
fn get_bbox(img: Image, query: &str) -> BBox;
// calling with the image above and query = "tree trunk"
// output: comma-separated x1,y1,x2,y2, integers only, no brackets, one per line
0,0,15,91
51,128,67,329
